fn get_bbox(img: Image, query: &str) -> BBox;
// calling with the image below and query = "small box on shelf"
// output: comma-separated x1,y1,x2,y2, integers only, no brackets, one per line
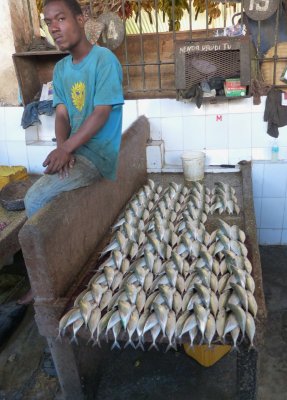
224,78,247,97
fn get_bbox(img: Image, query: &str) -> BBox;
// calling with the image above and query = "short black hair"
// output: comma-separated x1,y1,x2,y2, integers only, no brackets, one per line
43,0,83,16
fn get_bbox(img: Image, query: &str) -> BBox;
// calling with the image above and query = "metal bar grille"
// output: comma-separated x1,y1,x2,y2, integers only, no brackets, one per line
106,1,287,97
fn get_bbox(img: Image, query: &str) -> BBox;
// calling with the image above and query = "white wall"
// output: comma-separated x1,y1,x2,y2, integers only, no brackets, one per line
0,1,19,105
1,97,287,245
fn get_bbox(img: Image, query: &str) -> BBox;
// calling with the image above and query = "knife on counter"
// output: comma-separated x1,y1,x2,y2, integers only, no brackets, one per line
208,164,236,168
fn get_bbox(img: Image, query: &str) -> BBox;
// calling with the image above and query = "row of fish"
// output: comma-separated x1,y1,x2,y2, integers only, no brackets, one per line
59,180,256,351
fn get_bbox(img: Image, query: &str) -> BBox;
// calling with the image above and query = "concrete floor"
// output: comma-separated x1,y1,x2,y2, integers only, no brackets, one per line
0,246,286,400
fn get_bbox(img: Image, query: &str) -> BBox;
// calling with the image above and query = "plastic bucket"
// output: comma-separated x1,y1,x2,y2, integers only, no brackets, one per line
181,151,205,181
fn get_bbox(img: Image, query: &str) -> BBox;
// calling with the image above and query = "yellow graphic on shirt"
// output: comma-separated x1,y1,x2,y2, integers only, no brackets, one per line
71,82,85,112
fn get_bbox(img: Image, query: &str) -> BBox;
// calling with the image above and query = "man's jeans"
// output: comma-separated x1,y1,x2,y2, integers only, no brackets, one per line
25,155,102,217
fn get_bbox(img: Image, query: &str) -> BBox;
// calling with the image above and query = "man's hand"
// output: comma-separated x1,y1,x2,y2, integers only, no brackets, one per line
43,147,74,174
58,157,76,179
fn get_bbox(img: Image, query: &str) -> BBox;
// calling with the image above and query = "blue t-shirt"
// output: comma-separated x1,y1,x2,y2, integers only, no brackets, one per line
52,45,124,180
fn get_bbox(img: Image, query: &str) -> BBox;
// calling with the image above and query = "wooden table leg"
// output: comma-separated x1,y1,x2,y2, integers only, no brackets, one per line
47,337,84,400
237,347,258,400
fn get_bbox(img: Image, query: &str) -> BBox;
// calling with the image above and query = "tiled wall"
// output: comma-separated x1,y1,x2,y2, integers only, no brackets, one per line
252,161,287,245
1,98,287,245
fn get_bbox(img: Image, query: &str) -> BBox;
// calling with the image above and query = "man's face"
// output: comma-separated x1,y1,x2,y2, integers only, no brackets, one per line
44,1,85,52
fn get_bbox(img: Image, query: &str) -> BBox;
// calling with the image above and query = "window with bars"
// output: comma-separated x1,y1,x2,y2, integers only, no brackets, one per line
18,1,287,102
74,1,287,99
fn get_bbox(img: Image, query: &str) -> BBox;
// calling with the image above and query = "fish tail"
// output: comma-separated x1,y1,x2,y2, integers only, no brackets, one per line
137,340,145,351
70,336,78,345
148,342,159,351
111,340,121,350
248,343,255,352
124,340,131,349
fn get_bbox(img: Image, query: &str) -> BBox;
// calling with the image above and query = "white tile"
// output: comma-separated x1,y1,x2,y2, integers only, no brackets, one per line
228,97,252,114
278,126,287,146
0,108,5,140
278,146,287,160
25,126,39,143
260,198,285,229
0,141,9,164
160,99,182,117
149,118,162,141
251,96,266,113
205,149,228,165
4,106,25,141
252,147,271,160
146,141,163,169
259,229,282,245
252,162,265,197
205,100,229,115
181,101,205,116
228,114,252,148
122,100,138,132
6,141,28,168
262,163,287,197
281,230,287,244
283,198,287,229
253,197,262,228
251,113,270,147
38,114,55,141
164,151,183,166
26,145,55,174
206,114,228,149
138,99,160,118
161,117,183,151
183,116,205,150
228,148,252,164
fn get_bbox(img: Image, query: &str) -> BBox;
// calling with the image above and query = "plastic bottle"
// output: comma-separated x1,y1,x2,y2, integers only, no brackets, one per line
271,139,279,161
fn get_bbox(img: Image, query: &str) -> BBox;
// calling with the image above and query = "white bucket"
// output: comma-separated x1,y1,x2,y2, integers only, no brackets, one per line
181,151,205,181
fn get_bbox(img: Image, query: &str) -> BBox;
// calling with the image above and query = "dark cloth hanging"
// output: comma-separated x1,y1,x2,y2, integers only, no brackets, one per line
264,88,287,138
21,100,54,129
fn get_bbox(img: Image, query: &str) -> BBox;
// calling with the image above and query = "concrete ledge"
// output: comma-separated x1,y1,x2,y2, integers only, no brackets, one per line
19,116,149,302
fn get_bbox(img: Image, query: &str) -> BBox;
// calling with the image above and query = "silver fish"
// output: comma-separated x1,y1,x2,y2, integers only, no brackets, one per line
106,310,121,335
71,317,84,344
136,289,146,314
143,312,158,336
228,303,246,336
216,309,226,339
205,314,216,347
111,271,123,292
124,309,139,349
111,321,122,350
79,299,92,326
153,303,169,336
59,307,82,336
87,306,101,343
175,310,190,338
231,326,240,351
223,313,238,341
230,283,248,311
148,324,161,351
247,290,258,317
194,303,209,341
173,291,183,316
118,300,135,330
99,289,113,311
246,312,256,348
165,311,177,352
144,271,154,293
181,313,197,339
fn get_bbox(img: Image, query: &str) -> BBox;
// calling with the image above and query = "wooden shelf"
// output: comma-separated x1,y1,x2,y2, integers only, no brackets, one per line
13,51,68,106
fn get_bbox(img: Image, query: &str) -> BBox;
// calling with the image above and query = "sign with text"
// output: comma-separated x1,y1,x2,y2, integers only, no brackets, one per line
243,0,279,21
178,40,240,54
